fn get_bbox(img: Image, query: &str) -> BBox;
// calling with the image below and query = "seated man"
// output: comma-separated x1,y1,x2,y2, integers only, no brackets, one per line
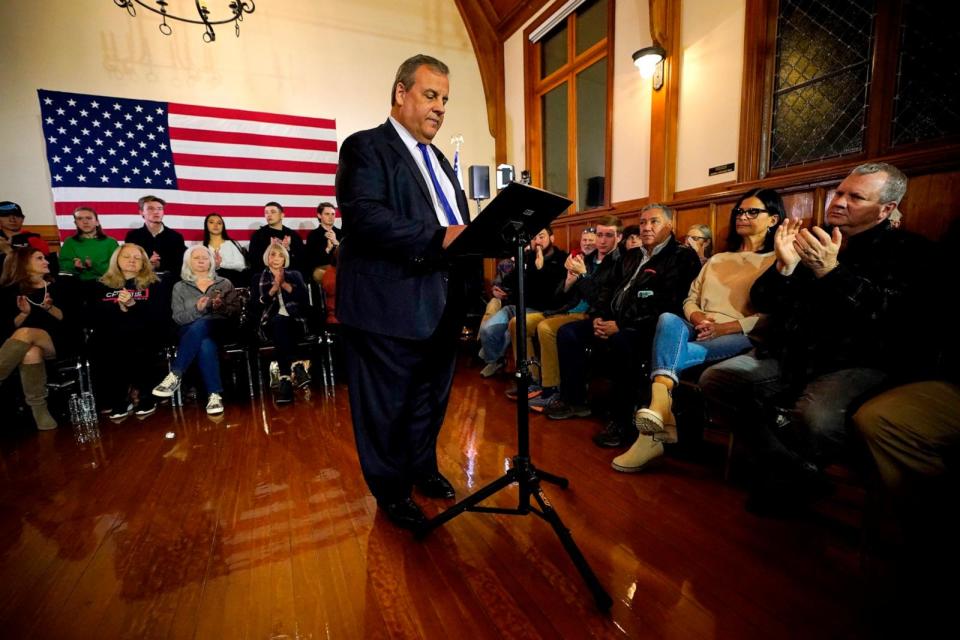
699,162,933,514
305,201,342,283
0,201,58,274
476,226,567,378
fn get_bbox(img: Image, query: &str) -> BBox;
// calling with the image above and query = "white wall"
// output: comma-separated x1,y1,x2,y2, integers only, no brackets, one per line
0,0,495,230
675,0,745,192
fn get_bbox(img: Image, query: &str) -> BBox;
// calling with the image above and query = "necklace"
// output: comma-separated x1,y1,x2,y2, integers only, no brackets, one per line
25,282,48,307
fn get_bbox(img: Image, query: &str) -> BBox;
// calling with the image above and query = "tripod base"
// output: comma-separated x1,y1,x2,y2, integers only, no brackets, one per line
417,456,613,611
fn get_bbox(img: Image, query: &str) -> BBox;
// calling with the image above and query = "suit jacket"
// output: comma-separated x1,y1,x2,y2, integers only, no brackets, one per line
335,120,469,340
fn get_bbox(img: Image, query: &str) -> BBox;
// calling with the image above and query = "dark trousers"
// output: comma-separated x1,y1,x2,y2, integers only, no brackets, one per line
556,318,596,404
341,314,459,503
607,327,654,428
267,314,302,375
94,333,160,408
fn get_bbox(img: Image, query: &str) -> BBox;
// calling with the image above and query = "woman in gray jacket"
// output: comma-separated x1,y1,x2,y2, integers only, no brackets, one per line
152,246,240,414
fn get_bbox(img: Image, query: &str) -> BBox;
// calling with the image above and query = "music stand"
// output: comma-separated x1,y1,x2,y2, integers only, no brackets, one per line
417,182,613,611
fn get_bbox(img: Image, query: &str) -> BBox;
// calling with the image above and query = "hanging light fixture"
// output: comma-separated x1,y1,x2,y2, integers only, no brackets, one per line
113,0,256,43
632,44,666,90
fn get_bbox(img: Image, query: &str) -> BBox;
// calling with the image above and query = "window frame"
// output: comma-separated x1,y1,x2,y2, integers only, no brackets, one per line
523,0,616,214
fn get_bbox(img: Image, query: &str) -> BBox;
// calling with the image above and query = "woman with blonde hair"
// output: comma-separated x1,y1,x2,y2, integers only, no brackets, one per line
92,243,168,419
152,246,240,415
0,247,64,430
257,243,310,403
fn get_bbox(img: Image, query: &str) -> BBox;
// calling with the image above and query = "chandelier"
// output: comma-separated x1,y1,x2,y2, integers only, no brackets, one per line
113,1,256,43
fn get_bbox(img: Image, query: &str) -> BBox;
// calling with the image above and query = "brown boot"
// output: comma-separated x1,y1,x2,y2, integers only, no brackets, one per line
0,338,31,381
634,381,674,436
20,363,57,431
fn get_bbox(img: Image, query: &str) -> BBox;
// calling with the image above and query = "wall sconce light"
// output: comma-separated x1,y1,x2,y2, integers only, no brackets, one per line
633,44,666,90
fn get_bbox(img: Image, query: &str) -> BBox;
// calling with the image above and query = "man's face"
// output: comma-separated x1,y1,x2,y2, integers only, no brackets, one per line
140,200,164,224
531,229,553,251
0,214,23,234
392,65,449,144
318,207,336,228
264,206,283,227
580,230,597,254
827,171,896,236
638,208,673,249
594,224,621,256
74,210,99,235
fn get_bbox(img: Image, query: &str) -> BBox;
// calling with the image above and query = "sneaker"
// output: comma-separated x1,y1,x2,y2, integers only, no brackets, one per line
528,391,557,412
152,372,181,398
505,383,542,401
545,397,591,420
134,399,156,417
109,404,134,420
292,362,311,389
206,393,224,415
276,376,294,404
479,360,504,378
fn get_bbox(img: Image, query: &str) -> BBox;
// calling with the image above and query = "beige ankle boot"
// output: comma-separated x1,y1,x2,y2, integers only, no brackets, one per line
0,338,31,381
611,434,664,473
20,363,57,431
634,381,674,436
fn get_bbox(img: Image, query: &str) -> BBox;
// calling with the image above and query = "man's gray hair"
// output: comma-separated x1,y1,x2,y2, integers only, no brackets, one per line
640,202,675,223
391,54,450,106
850,162,908,205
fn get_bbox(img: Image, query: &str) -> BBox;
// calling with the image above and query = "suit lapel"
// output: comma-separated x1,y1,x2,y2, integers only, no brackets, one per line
380,121,435,213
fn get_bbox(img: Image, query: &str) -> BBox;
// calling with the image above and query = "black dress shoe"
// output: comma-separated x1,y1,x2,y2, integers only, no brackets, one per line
378,497,427,530
592,421,631,448
415,473,455,499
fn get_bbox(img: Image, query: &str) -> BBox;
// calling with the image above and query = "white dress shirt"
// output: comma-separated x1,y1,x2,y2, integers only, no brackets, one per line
389,116,463,227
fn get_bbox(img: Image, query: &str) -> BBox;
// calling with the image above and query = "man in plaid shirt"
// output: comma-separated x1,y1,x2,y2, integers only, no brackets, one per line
698,162,933,515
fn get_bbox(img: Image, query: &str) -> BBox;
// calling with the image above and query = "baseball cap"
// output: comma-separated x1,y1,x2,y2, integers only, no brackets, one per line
0,201,24,217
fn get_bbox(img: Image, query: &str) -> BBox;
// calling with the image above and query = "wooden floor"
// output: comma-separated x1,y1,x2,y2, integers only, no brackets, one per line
0,353,879,639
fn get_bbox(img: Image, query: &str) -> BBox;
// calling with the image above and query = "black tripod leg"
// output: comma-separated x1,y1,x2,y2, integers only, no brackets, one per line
417,470,518,538
531,483,613,611
535,468,569,489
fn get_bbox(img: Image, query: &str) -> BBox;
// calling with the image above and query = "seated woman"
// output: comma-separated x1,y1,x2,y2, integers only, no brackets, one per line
619,225,643,252
0,247,68,430
152,246,240,415
685,223,713,265
613,188,784,472
58,207,119,281
202,213,249,286
93,243,168,419
257,244,310,403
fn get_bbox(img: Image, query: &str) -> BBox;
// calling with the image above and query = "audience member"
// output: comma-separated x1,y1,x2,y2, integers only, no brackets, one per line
620,225,642,252
477,227,566,378
202,213,249,286
305,202,342,283
256,244,311,403
573,227,597,258
152,246,240,415
93,243,168,419
0,247,66,430
0,201,57,274
248,202,307,277
698,162,933,514
612,189,783,471
124,195,186,277
685,223,713,265
58,207,119,281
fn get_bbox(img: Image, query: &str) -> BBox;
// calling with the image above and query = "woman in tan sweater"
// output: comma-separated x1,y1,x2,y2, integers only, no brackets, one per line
613,188,784,472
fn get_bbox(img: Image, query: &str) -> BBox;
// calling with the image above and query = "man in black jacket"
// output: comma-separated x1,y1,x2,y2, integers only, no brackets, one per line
546,206,701,443
699,162,933,514
124,195,186,278
248,202,307,278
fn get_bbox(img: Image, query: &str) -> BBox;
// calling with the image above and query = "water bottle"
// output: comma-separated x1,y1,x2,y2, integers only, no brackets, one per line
68,393,83,426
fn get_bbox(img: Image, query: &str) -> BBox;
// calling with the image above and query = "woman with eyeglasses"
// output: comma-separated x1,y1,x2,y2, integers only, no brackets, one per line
613,188,784,472
685,224,713,265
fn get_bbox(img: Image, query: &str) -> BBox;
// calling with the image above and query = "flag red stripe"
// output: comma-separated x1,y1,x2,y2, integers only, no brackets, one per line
169,127,337,151
54,201,321,218
173,179,335,197
168,102,336,130
173,153,337,174
73,228,313,243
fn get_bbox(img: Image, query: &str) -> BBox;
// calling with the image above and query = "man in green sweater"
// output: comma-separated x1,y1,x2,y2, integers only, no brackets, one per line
58,207,118,280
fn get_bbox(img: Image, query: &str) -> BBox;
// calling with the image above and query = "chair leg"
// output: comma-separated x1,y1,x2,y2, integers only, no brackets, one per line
724,432,735,482
245,350,255,399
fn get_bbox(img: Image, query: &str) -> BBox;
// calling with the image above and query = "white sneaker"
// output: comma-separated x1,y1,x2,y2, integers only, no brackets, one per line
479,360,503,378
152,372,181,398
611,435,664,473
206,393,224,415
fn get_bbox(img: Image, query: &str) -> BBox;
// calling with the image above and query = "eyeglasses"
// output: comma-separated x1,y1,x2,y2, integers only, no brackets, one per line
732,207,768,219
687,236,708,242
583,227,596,234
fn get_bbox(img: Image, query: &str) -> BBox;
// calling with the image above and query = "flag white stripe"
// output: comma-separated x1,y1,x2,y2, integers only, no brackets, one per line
170,139,338,163
175,165,336,185
168,114,337,141
52,186,336,208
57,215,320,231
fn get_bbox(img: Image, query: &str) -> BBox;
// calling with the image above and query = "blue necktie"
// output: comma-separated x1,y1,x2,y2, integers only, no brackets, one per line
417,143,460,226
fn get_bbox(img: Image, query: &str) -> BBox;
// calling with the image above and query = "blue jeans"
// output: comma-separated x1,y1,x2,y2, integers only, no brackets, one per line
172,318,223,394
478,304,517,363
650,313,752,383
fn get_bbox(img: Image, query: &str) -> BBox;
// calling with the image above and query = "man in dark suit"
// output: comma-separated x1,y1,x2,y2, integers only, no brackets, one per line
335,54,468,530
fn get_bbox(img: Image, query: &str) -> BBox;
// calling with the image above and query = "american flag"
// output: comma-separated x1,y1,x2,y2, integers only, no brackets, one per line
37,89,337,243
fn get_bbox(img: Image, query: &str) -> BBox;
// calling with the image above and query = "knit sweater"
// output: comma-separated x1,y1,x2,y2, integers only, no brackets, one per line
59,235,119,280
683,250,776,335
